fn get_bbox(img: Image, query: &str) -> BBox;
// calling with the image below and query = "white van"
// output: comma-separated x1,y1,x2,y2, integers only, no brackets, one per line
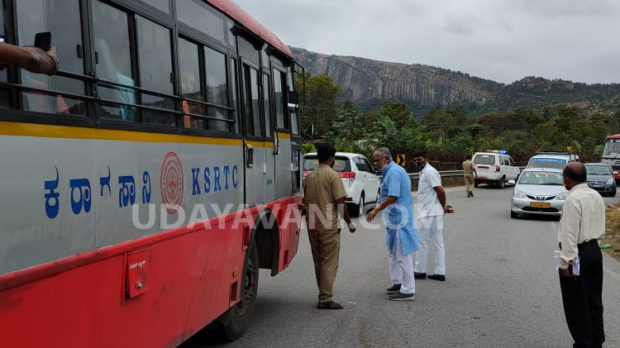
527,152,580,170
472,151,520,188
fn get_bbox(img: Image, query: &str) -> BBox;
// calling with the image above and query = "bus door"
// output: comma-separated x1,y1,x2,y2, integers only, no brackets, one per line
289,65,303,195
240,59,266,205
272,66,292,200
262,71,277,203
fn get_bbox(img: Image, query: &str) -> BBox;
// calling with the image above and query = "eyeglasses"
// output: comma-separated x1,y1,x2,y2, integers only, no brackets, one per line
372,158,385,163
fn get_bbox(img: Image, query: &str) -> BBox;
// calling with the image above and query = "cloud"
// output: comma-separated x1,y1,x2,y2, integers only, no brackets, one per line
232,0,620,84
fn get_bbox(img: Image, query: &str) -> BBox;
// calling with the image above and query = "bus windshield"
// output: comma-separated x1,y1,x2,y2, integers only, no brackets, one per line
603,138,620,158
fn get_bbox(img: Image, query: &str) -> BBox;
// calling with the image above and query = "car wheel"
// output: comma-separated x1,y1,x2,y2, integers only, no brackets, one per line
511,211,518,219
612,189,617,197
474,180,479,188
499,177,506,189
351,194,364,217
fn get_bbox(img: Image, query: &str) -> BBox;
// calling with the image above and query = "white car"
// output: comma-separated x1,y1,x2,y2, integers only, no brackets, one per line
472,151,521,188
511,168,567,219
303,152,380,216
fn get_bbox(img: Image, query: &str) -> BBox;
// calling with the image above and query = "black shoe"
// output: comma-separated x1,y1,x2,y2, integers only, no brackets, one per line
317,300,344,309
428,274,446,281
389,292,415,301
470,192,474,198
387,284,401,294
414,272,427,279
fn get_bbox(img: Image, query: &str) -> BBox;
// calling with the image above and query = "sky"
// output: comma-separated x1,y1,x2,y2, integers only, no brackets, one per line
232,0,620,85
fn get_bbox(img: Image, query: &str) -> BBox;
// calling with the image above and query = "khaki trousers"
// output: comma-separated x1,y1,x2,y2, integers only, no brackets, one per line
308,228,341,303
464,174,474,192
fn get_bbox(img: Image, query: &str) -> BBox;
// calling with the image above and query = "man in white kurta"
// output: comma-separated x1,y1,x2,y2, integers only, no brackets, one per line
413,152,453,281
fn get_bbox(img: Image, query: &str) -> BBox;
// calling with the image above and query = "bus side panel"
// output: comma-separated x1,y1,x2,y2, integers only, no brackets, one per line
0,215,248,347
270,196,303,273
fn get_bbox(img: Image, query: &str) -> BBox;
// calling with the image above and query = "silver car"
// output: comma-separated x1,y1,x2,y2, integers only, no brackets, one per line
511,168,567,219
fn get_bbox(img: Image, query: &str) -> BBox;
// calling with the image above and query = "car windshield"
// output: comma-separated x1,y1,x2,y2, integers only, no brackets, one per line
303,156,351,172
473,154,495,165
586,165,612,175
518,172,564,185
527,158,566,170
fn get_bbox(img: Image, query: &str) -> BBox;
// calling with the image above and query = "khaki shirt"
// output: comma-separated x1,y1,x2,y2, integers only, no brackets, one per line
303,164,347,232
462,159,475,175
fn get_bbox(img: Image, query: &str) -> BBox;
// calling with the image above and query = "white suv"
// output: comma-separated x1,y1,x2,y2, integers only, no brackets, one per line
303,152,380,216
472,151,520,188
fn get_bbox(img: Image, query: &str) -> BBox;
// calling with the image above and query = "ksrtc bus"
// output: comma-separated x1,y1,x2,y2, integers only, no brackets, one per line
602,134,620,182
0,0,304,346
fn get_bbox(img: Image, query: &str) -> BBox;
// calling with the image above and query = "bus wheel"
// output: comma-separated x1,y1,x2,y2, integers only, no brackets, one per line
218,241,259,341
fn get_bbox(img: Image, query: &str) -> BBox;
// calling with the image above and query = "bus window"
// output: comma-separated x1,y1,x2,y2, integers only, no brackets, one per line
137,16,174,126
205,47,228,131
226,19,236,49
273,69,287,129
176,0,225,44
230,58,239,133
291,111,299,135
243,65,261,136
263,73,271,137
16,0,86,115
0,4,8,108
92,0,136,121
178,38,204,129
142,0,169,14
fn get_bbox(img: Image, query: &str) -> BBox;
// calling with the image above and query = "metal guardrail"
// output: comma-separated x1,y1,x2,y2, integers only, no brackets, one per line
407,170,464,180
406,167,526,180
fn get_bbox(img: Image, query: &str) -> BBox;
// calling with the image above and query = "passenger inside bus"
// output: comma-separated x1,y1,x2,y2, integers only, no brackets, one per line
181,70,205,129
95,38,136,121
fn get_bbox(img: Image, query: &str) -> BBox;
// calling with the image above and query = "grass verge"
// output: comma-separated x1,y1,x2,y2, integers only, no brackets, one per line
603,202,620,262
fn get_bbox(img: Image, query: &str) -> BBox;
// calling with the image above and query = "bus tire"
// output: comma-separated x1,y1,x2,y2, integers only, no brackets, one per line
218,241,259,341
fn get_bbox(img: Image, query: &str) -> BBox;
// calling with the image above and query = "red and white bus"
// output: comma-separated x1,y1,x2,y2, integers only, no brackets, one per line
602,134,620,182
0,0,304,346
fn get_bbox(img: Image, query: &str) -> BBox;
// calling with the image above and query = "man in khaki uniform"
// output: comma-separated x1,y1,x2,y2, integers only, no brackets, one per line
304,144,356,309
462,154,477,198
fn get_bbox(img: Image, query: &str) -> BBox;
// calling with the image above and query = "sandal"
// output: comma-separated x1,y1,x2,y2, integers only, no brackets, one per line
317,300,343,309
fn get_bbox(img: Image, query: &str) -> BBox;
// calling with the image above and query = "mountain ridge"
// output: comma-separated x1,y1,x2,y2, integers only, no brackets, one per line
291,47,620,115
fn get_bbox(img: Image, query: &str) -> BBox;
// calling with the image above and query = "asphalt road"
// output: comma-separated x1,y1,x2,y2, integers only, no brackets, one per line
185,187,620,348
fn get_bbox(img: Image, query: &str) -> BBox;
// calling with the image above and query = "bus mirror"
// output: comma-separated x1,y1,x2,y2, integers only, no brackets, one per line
288,91,299,105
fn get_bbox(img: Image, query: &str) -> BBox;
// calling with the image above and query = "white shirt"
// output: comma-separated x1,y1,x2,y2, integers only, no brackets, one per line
417,163,444,217
557,183,606,269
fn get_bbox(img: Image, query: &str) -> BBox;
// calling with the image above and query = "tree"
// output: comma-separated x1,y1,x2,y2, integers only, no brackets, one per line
296,73,342,141
379,101,415,128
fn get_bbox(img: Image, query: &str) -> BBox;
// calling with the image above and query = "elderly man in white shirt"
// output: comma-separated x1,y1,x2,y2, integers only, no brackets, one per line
558,162,605,348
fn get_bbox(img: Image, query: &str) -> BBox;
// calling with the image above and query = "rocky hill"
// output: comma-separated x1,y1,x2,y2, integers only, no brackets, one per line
291,47,620,115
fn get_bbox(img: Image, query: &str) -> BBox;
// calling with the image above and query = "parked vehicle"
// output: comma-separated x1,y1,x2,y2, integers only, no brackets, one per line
303,152,380,216
602,134,620,183
526,151,579,170
472,150,520,188
585,163,617,197
511,168,567,219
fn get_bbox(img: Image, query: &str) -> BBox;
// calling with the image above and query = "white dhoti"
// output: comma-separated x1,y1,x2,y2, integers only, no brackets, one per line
387,230,415,294
415,215,445,275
